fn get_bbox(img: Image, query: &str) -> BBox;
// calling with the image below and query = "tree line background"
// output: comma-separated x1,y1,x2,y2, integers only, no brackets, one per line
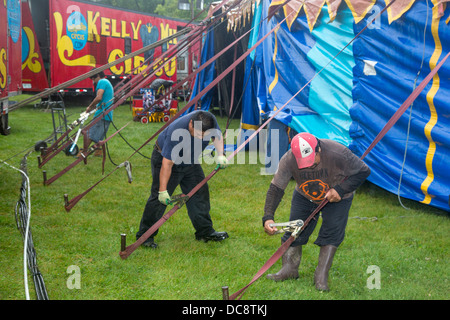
91,0,215,20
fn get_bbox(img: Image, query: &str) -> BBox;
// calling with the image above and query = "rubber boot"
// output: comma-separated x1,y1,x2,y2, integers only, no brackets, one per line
267,246,302,281
314,245,337,291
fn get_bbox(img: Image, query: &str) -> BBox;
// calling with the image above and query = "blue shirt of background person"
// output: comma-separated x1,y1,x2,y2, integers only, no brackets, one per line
157,110,221,166
93,77,114,121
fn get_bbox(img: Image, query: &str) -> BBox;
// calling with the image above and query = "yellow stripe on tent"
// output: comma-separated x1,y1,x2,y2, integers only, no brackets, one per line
421,0,442,204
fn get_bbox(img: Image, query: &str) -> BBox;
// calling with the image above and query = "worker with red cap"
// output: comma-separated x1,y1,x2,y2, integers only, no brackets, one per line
262,132,370,291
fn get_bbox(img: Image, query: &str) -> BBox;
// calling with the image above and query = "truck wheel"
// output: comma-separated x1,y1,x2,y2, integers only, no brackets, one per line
0,113,10,136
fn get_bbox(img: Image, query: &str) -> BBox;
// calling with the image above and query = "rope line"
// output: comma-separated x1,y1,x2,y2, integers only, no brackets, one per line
1,154,49,300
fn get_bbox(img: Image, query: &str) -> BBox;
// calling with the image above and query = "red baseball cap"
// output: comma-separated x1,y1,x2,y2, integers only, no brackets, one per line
291,132,318,169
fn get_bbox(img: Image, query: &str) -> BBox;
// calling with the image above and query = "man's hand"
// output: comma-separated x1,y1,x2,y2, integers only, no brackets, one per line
158,190,171,205
264,219,278,235
325,188,341,203
216,155,228,169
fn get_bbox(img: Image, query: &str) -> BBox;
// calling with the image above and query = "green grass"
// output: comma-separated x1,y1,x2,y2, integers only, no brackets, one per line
0,96,449,300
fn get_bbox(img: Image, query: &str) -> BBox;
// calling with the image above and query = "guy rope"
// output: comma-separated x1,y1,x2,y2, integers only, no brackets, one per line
63,0,275,212
36,0,235,163
227,50,450,299
37,0,244,186
118,4,303,259
113,0,445,298
8,30,189,113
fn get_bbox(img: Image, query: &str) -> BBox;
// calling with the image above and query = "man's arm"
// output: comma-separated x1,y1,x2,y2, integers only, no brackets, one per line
158,157,174,205
212,136,224,156
159,157,174,192
262,153,292,235
212,135,228,169
332,149,371,200
263,183,285,235
86,89,104,112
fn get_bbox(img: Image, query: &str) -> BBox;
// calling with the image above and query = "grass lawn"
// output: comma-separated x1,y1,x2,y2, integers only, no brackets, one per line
0,96,449,301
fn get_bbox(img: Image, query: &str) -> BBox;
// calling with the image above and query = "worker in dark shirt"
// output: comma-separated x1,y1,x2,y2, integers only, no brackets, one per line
262,132,370,291
136,110,229,249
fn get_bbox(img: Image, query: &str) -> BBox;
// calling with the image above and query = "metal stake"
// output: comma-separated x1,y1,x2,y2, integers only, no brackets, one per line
222,286,229,300
64,194,69,207
121,234,127,251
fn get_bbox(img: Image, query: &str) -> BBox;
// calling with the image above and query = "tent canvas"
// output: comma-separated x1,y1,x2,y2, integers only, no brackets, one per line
191,0,450,212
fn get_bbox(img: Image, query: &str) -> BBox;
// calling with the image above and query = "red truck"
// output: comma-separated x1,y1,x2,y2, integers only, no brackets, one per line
1,0,22,135
26,0,199,94
1,0,199,135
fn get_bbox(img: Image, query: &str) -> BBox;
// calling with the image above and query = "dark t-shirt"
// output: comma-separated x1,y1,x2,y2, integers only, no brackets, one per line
157,111,221,166
271,139,370,203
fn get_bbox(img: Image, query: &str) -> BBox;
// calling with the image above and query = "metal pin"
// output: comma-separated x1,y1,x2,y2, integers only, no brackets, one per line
37,155,41,166
64,194,69,207
121,234,127,251
43,171,47,185
222,286,229,300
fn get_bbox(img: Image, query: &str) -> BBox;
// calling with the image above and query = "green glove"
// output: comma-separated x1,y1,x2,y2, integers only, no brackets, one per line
215,155,229,170
158,190,171,205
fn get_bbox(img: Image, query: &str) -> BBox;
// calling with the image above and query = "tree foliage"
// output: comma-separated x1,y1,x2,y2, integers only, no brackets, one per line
91,0,214,20
156,0,213,20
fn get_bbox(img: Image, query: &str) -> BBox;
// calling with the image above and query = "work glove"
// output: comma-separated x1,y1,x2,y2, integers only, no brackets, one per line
158,190,171,205
215,155,229,170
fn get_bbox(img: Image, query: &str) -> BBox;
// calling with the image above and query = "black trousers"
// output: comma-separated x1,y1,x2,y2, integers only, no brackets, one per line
282,189,353,248
136,148,215,242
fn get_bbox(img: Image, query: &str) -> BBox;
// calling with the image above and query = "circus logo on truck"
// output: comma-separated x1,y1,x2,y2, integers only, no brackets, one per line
66,7,88,51
50,0,182,88
52,4,96,70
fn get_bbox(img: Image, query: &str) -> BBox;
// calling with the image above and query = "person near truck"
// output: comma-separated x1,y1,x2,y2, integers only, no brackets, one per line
84,71,114,156
262,132,370,291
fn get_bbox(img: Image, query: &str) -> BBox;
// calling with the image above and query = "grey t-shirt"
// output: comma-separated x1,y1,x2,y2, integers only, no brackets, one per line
271,139,370,204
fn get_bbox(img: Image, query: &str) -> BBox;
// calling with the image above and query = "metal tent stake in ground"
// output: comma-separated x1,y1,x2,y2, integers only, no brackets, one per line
223,51,450,300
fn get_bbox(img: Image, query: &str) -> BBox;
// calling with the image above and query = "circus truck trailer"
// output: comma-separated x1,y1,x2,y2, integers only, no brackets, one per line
22,0,200,99
1,0,22,135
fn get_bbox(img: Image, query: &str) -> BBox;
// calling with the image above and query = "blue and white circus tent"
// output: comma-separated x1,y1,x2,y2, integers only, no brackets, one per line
190,0,450,212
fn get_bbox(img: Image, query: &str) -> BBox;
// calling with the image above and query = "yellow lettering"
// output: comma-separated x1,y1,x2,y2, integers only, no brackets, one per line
134,56,146,74
154,58,164,77
164,57,176,77
108,49,124,74
172,30,177,44
152,56,177,78
121,20,130,38
111,19,120,38
71,33,85,40
54,12,95,67
125,57,133,74
131,20,142,40
87,11,100,43
160,23,170,41
160,23,177,45
0,48,6,89
101,17,111,36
